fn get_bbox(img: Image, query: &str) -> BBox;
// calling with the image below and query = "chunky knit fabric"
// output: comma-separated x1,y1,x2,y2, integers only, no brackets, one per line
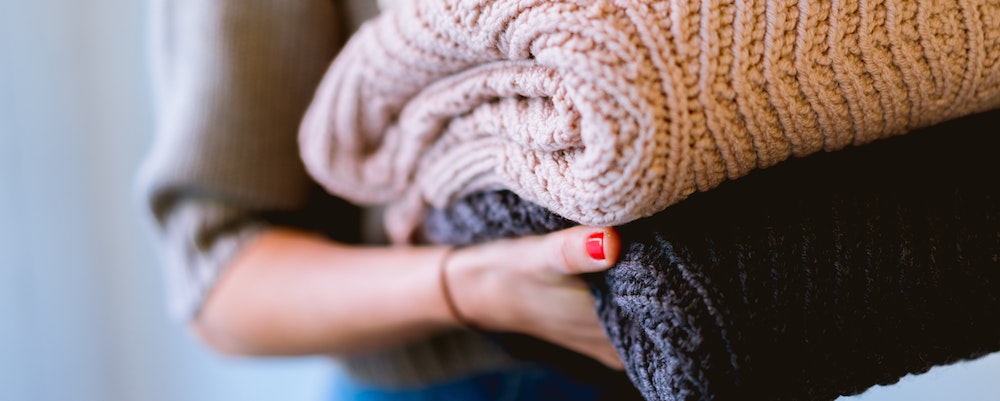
421,112,1000,401
300,0,1000,242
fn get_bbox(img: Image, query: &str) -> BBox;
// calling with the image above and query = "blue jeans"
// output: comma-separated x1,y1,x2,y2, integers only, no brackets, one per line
328,364,599,401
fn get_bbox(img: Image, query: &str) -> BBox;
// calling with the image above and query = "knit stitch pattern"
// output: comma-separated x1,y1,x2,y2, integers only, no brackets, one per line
301,0,1000,242
421,113,1000,401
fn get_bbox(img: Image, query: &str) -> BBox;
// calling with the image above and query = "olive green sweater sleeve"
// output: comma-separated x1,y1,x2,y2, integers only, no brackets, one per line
137,0,346,319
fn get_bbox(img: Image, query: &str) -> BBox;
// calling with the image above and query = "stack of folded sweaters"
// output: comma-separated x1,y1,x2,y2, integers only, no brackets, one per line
299,1,1000,399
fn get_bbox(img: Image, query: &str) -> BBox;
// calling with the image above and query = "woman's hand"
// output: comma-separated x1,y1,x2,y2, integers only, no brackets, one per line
444,226,624,370
192,226,623,370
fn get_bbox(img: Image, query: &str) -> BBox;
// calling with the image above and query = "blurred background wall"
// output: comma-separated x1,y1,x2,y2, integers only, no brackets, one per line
0,1,332,400
0,1,996,401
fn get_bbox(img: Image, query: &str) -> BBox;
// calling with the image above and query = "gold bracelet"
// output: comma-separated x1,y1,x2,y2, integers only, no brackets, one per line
438,247,478,330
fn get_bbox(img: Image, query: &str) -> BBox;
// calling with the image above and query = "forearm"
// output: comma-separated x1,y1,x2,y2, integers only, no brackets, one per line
193,228,457,356
192,223,625,371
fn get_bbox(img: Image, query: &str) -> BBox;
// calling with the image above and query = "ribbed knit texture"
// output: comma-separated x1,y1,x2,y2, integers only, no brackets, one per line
301,0,1000,242
421,111,1000,401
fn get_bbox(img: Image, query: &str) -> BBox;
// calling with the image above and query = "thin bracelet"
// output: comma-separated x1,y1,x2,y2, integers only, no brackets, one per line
438,247,478,330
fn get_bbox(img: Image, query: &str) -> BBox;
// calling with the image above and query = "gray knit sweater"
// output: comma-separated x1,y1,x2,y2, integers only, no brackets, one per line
138,0,513,387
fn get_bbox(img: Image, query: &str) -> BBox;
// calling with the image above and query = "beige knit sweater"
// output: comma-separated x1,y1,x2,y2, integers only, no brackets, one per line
300,0,1000,242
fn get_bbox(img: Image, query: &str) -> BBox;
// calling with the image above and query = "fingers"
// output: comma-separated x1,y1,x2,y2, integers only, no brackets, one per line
461,226,625,369
541,226,621,275
593,341,626,370
571,326,626,370
548,305,625,370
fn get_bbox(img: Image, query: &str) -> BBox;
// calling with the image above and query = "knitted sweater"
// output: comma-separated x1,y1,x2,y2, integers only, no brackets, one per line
300,0,1000,243
421,111,1000,401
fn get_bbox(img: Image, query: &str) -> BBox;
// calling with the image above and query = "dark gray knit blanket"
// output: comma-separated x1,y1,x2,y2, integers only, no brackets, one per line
420,110,1000,401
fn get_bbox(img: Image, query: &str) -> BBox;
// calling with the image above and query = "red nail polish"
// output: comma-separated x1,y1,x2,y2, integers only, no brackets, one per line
586,232,605,260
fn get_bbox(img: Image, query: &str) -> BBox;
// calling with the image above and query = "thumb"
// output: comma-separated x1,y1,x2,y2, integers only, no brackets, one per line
540,226,621,275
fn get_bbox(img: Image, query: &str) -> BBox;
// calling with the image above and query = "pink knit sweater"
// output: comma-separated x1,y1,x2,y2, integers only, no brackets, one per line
300,0,1000,242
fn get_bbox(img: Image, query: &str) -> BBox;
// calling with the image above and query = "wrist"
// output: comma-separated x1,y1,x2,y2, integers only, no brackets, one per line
438,247,479,330
441,244,509,332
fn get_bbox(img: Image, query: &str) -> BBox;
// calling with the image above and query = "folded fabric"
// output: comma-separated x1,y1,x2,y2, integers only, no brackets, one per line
421,111,1000,401
300,0,1000,242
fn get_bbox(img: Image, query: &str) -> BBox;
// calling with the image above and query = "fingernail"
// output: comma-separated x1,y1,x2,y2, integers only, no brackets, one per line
586,232,605,260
